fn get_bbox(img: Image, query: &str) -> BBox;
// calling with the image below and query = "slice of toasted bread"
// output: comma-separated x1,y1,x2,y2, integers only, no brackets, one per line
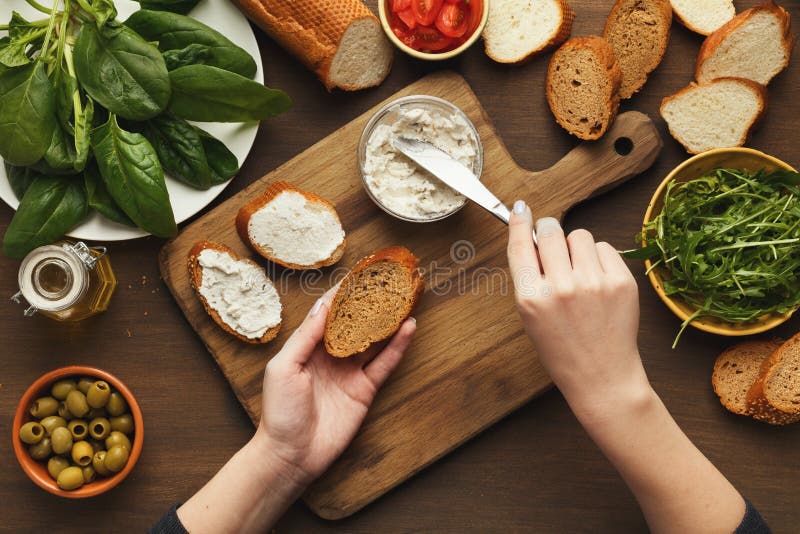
670,0,735,36
188,240,282,344
712,340,782,416
660,77,768,154
236,181,346,270
746,333,800,425
324,246,424,358
604,0,672,99
483,0,575,64
696,1,794,85
546,36,622,140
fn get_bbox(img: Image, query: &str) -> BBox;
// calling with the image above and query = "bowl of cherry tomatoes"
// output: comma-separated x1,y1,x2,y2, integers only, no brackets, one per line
379,0,489,60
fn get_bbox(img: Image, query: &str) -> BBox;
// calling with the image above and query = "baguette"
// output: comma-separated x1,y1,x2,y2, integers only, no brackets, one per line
229,0,393,91
483,0,575,64
712,340,782,416
670,0,735,36
746,332,800,425
324,246,423,358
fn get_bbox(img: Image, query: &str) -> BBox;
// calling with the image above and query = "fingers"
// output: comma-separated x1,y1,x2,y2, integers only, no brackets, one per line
363,318,417,389
567,229,602,276
596,241,633,279
277,285,338,366
535,217,572,278
507,201,540,280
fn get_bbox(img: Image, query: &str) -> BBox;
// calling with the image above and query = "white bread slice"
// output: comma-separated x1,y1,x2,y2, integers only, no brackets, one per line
670,0,735,36
746,332,800,425
660,77,768,154
696,1,794,85
546,36,622,140
604,0,672,99
483,0,575,64
229,0,393,91
712,340,781,416
188,241,282,344
236,181,346,270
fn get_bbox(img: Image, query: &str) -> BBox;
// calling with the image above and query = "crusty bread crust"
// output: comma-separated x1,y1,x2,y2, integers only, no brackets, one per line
696,1,795,85
659,77,769,154
671,0,735,36
746,332,800,425
228,0,391,91
324,246,424,358
236,181,346,270
484,0,575,65
188,240,282,344
712,340,781,416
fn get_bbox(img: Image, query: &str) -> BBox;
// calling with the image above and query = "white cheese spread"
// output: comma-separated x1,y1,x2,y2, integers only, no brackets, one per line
198,249,282,339
364,106,479,220
247,191,345,267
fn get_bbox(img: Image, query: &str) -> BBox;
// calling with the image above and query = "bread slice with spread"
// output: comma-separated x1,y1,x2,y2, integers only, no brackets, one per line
712,340,782,416
324,246,424,358
483,0,575,64
236,181,346,270
188,241,282,344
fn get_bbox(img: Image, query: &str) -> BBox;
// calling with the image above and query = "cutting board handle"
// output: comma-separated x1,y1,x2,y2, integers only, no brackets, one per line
524,111,663,220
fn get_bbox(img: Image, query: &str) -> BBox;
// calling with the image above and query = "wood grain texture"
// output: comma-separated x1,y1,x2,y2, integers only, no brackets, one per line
159,72,662,518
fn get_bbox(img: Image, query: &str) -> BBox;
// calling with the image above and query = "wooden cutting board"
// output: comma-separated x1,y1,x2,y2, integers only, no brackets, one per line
159,71,662,519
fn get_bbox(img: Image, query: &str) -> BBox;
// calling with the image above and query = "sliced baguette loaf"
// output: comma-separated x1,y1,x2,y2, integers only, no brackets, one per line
712,340,782,416
746,333,800,425
660,77,768,154
546,36,622,140
188,240,282,344
236,181,346,270
670,0,735,36
324,246,423,358
604,0,672,99
696,1,795,85
229,0,393,91
483,0,575,64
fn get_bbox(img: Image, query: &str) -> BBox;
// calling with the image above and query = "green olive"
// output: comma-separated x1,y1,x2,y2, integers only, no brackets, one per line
88,407,106,419
28,437,52,460
93,451,111,477
67,420,89,440
104,445,129,473
29,396,59,418
89,417,111,440
71,440,94,466
50,379,77,400
81,465,96,483
57,401,73,420
47,456,70,480
40,416,67,435
57,466,84,490
19,422,45,445
109,414,134,435
105,392,127,417
65,390,90,418
51,426,73,455
77,377,94,394
105,431,131,452
86,381,111,409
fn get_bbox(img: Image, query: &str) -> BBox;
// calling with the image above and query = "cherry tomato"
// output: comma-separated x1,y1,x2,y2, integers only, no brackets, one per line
435,2,468,38
396,7,417,29
391,0,411,11
411,25,454,51
411,0,444,26
467,0,483,33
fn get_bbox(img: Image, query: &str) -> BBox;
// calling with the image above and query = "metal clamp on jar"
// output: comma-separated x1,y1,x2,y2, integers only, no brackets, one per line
12,241,117,321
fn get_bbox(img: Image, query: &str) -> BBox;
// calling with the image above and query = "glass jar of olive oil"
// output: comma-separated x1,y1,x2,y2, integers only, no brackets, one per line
12,241,117,321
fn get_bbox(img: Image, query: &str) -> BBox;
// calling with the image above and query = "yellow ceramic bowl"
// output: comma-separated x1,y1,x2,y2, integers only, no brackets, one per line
643,148,799,337
378,0,490,61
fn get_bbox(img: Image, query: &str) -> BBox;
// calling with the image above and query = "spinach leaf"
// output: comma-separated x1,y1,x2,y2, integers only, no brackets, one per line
195,127,238,184
0,12,47,67
91,114,177,237
4,162,40,200
74,23,171,121
0,62,57,166
43,125,80,173
84,159,135,226
136,0,200,15
0,37,8,74
54,66,94,172
162,43,210,70
168,65,291,122
125,10,256,78
3,175,88,259
88,0,118,29
142,114,213,189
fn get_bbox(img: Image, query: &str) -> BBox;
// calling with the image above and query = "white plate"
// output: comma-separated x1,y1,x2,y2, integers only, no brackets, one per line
0,0,262,241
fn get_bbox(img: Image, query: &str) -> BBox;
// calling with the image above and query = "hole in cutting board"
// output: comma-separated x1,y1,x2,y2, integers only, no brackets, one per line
614,137,634,156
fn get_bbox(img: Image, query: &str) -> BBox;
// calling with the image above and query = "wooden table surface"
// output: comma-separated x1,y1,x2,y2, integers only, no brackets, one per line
2,1,799,532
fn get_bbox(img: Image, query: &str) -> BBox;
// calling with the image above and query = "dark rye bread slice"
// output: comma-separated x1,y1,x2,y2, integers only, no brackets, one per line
712,340,781,416
746,332,800,425
324,246,424,358
188,240,282,344
546,36,623,140
603,0,672,99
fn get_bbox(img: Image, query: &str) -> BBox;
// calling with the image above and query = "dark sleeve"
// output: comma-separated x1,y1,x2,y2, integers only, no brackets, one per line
734,500,771,534
149,504,188,534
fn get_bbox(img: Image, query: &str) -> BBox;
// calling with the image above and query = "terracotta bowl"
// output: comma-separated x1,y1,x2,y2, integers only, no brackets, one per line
642,147,798,337
12,366,143,498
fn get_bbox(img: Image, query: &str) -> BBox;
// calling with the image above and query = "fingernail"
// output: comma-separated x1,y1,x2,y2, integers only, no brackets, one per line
409,316,417,324
536,217,561,237
309,298,323,317
513,200,527,214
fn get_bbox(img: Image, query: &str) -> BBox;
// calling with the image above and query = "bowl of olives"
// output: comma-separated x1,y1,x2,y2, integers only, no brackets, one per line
12,366,143,498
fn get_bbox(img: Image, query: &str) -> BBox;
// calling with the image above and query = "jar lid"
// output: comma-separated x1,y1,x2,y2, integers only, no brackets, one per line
15,243,90,313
